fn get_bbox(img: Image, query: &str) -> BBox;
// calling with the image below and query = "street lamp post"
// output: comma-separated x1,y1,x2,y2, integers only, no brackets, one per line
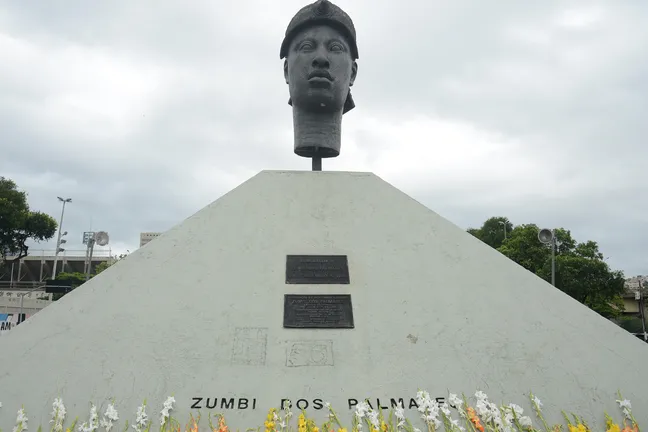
638,285,648,342
18,284,47,325
52,197,72,280
538,228,556,286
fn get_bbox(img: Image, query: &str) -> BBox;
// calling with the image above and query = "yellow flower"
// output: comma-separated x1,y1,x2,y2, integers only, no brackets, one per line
267,409,277,422
339,429,348,432
569,424,587,432
608,424,621,432
298,414,307,432
313,427,320,432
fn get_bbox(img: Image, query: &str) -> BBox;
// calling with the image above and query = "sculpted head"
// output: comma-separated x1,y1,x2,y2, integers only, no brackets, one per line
280,0,359,115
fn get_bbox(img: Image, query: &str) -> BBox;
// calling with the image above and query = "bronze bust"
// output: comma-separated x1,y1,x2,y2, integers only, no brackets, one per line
280,0,359,170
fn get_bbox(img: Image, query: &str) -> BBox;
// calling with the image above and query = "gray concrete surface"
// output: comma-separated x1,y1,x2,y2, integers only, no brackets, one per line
0,171,645,430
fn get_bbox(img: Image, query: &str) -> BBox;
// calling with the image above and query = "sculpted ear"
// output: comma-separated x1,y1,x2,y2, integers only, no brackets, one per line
349,61,358,87
284,60,289,84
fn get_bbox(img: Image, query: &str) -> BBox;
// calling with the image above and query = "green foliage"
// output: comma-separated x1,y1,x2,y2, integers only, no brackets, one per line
48,254,130,301
470,216,626,319
49,272,87,301
95,253,128,275
467,216,513,250
0,177,57,269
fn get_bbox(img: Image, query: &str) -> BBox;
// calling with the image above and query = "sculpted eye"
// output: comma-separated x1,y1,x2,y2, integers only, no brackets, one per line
329,42,345,52
298,41,314,51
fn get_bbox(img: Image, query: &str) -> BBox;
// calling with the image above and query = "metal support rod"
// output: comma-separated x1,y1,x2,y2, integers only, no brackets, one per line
312,157,322,171
17,284,46,325
52,198,70,280
85,239,95,281
639,288,647,341
551,229,556,286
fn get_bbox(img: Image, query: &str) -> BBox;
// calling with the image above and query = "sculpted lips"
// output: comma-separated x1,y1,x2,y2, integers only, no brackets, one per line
308,70,334,81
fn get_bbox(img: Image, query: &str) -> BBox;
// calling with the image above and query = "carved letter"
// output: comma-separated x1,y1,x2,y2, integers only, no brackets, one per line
191,398,203,409
238,399,249,409
206,398,218,409
221,399,235,409
390,398,404,408
313,399,323,410
348,399,358,409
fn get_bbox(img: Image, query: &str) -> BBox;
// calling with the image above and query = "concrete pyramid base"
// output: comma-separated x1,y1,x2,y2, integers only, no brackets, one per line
0,171,646,429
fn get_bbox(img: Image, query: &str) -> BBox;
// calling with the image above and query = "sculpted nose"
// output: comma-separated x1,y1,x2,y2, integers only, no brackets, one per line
312,53,330,69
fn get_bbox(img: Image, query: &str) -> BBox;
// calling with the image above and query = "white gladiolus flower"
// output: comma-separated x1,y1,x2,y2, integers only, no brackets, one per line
448,394,463,409
367,410,380,429
13,408,28,432
354,401,370,419
451,418,465,432
531,396,543,410
78,404,99,432
394,406,406,427
132,403,149,432
509,404,524,416
100,404,119,432
50,398,67,432
474,391,488,402
519,416,533,428
159,396,175,427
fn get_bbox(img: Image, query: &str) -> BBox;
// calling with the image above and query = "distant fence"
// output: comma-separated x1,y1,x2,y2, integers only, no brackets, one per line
4,249,113,259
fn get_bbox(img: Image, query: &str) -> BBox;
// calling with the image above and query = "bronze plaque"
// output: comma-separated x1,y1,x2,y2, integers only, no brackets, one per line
283,294,354,329
286,255,350,284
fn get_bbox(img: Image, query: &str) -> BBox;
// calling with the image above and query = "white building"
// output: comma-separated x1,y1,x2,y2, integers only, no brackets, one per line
139,232,161,248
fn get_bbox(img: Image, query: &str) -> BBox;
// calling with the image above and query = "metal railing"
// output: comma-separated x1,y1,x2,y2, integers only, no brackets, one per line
0,281,48,290
5,249,113,259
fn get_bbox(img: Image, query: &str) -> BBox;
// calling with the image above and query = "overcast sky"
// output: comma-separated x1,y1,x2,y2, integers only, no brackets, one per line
1,1,646,277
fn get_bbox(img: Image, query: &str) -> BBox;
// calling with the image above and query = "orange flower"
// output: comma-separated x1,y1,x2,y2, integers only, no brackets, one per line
467,407,484,432
187,414,200,432
218,416,229,432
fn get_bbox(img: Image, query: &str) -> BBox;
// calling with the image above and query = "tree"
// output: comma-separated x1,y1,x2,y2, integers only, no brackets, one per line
469,217,626,319
48,271,87,301
467,216,513,250
0,177,57,269
95,252,128,275
47,253,130,301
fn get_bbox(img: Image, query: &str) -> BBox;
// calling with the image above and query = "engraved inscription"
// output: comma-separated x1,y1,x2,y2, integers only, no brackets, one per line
231,327,268,366
286,255,350,284
283,294,354,329
286,340,334,367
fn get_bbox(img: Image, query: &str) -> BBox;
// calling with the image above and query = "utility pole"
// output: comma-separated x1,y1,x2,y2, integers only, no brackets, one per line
52,197,72,279
639,279,647,341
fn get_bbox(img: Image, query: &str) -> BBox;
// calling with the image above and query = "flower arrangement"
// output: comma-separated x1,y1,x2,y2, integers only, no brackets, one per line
0,391,640,432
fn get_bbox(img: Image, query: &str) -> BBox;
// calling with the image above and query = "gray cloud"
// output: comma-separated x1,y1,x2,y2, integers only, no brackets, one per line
1,0,646,277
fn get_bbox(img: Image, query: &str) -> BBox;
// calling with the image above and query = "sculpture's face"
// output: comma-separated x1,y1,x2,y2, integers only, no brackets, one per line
284,24,357,113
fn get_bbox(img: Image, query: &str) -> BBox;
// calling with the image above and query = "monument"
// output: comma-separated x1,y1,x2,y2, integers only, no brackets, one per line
0,1,646,431
282,0,358,171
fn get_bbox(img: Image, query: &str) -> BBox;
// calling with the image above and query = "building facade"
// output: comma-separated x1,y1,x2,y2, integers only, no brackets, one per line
139,232,161,248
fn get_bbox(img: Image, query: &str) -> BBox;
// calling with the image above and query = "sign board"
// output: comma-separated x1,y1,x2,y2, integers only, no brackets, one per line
0,313,28,335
